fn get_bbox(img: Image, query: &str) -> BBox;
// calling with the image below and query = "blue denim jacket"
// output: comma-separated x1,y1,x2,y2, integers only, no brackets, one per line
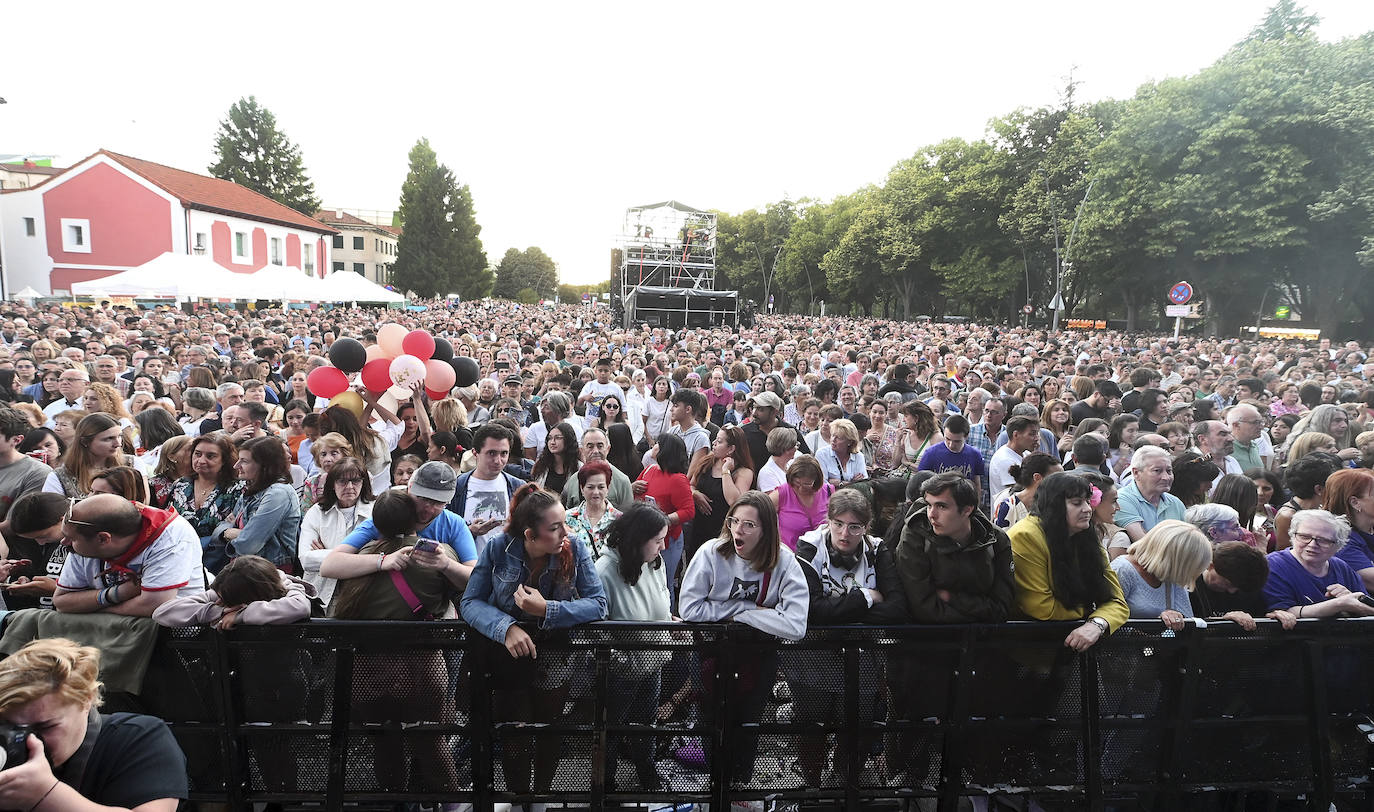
460,531,607,644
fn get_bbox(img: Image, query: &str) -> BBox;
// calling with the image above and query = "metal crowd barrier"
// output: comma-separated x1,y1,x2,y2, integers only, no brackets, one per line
107,618,1374,811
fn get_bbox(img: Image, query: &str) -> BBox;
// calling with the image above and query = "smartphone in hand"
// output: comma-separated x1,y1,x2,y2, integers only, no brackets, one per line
414,539,440,554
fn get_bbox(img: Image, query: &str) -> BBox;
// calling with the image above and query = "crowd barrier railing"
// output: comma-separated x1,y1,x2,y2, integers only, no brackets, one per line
110,618,1374,812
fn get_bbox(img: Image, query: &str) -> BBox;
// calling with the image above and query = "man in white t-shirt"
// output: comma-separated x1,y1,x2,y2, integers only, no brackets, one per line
577,357,622,428
989,416,1042,497
452,423,523,553
53,494,205,616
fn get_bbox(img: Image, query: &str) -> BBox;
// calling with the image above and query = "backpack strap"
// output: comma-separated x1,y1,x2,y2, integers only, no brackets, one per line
756,570,772,607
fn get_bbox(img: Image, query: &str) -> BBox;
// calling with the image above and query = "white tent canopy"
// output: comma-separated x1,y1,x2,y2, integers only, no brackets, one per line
71,253,248,299
10,286,41,299
246,265,326,302
318,270,405,303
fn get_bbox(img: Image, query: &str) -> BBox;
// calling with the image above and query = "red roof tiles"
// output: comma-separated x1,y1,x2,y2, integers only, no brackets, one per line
45,150,336,234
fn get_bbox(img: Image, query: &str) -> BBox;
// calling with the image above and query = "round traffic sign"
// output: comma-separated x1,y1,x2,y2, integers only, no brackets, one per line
1168,281,1193,305
1022,305,1033,314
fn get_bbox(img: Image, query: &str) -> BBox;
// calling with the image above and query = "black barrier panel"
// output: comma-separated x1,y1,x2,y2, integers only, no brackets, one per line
133,619,1374,811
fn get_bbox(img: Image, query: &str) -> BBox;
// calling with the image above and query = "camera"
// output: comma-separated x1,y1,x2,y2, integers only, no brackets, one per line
0,723,31,770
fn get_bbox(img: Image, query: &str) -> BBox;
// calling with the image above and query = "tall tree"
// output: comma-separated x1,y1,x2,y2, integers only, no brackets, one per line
492,246,558,300
209,97,320,215
392,138,489,298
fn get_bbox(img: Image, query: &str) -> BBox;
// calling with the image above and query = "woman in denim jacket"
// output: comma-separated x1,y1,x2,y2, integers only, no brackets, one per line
213,436,302,573
460,483,607,799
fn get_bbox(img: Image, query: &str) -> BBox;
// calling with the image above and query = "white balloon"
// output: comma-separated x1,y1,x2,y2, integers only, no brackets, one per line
388,354,426,389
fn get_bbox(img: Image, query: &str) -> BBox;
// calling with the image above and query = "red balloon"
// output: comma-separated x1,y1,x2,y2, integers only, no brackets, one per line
360,358,393,394
401,330,436,361
306,366,349,399
425,387,449,401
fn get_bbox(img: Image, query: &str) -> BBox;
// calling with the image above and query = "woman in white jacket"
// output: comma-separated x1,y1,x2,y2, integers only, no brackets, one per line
679,489,808,782
595,503,672,795
298,458,375,605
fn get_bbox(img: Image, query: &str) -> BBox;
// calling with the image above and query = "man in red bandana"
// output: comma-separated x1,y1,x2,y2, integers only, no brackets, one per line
53,494,205,617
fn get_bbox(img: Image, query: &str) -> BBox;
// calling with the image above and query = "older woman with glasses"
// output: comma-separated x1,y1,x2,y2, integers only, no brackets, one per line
1262,509,1374,618
298,458,375,605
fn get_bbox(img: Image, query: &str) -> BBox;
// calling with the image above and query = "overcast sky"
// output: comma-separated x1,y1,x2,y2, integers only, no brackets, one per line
5,1,1372,285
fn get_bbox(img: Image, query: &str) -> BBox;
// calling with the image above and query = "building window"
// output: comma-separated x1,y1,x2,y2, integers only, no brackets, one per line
303,244,314,272
193,232,207,254
270,237,283,266
333,261,344,272
234,232,249,260
353,263,365,275
332,235,343,249
23,218,35,237
61,219,91,253
353,236,364,250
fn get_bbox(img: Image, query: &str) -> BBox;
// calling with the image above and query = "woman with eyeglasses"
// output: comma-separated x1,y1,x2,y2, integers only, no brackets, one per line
530,421,580,497
680,491,808,779
1262,508,1374,618
298,457,375,605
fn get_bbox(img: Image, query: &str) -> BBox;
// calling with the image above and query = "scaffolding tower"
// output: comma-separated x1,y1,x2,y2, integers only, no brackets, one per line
616,201,736,328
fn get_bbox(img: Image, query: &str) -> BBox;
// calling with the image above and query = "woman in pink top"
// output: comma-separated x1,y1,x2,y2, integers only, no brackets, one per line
768,455,834,550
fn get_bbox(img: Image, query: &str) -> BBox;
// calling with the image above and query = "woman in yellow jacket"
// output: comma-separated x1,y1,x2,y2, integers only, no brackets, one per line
1008,472,1129,651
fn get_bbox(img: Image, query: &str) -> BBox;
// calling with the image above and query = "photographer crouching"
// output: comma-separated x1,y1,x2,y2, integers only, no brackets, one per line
0,638,186,811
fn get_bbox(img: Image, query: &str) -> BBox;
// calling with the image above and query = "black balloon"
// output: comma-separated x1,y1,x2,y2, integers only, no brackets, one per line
328,338,368,373
431,337,454,363
451,356,479,388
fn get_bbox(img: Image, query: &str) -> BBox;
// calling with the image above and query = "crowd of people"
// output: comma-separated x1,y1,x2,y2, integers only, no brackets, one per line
0,296,1369,808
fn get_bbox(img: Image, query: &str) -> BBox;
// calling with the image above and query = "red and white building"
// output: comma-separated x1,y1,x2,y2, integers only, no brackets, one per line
0,150,337,296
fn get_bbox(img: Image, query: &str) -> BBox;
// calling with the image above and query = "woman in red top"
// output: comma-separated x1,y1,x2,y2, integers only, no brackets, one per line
635,432,696,603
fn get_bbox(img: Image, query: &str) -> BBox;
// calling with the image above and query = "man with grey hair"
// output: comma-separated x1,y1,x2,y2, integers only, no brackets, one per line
1226,404,1267,472
523,390,581,460
784,384,811,426
198,382,245,435
1262,509,1374,618
42,367,89,426
1115,446,1186,542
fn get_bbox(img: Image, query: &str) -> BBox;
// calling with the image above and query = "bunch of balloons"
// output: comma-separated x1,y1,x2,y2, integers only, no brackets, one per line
305,323,481,405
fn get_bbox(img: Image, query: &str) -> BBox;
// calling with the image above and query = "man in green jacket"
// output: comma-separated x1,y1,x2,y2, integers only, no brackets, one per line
877,472,1014,624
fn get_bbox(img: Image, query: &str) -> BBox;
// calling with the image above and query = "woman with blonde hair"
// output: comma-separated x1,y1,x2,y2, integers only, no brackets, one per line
147,434,192,509
816,418,866,487
1286,431,1338,465
301,432,356,512
27,338,61,364
0,638,186,810
82,381,135,446
1109,519,1212,631
431,397,470,435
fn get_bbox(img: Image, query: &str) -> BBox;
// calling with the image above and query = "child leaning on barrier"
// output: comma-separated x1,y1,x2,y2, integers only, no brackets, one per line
152,555,320,629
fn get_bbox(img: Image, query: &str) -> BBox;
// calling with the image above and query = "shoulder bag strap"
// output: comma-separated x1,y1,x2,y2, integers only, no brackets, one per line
388,570,436,621
756,570,772,607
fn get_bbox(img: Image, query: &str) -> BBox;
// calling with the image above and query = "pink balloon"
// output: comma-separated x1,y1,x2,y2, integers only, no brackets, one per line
306,366,349,399
377,323,407,358
365,343,386,362
402,330,436,361
389,354,427,389
424,358,456,392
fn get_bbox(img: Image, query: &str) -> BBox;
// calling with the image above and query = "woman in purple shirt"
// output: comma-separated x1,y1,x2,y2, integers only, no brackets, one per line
1262,509,1374,618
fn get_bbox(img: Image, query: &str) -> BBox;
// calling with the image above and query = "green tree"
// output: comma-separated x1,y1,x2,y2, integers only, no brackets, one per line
492,246,559,300
777,192,869,313
1245,0,1319,43
714,200,797,307
392,138,489,298
209,96,320,215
